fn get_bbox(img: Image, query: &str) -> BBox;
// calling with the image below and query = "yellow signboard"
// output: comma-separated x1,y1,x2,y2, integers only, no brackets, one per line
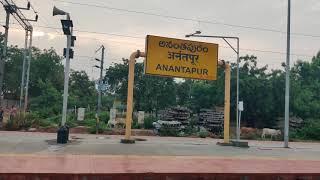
145,35,218,80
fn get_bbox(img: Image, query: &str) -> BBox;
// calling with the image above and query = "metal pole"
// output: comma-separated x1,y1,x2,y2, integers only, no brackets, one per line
19,30,28,110
122,51,145,143
96,46,104,134
124,52,137,140
61,15,72,126
97,46,104,116
186,34,240,141
0,11,10,106
284,0,291,148
236,38,240,141
24,29,32,112
223,62,231,144
239,110,242,138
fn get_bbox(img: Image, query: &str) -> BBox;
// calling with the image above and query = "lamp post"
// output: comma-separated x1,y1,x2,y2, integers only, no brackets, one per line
53,6,75,144
186,31,241,141
284,0,291,148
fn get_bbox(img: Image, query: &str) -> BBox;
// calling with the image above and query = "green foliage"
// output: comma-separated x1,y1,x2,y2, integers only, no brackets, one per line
291,58,320,119
233,55,279,128
88,122,108,134
104,61,176,111
4,112,57,130
30,80,62,117
132,120,142,129
65,115,77,128
29,48,64,97
99,111,110,123
189,70,225,112
45,115,62,125
184,126,198,136
3,39,320,141
158,127,180,137
68,70,97,108
80,118,96,127
4,118,20,131
291,119,320,140
25,113,55,128
198,129,209,138
143,116,157,129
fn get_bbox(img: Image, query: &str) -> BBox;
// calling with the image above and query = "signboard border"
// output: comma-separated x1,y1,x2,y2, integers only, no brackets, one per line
144,35,219,81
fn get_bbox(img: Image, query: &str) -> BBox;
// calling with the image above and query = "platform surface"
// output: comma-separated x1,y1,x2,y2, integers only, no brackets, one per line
0,131,319,177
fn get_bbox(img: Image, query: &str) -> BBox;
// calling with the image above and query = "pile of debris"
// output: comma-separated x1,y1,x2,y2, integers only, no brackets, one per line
199,107,224,134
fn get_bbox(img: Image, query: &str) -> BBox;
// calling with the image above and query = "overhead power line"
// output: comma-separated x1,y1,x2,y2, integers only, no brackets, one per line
52,0,320,39
5,23,315,58
27,0,61,34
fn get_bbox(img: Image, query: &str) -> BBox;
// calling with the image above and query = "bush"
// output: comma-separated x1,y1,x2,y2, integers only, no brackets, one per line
4,118,20,131
158,127,180,137
63,115,77,128
198,128,209,138
144,116,157,129
80,118,97,127
4,112,51,130
99,111,110,123
21,113,37,129
33,118,53,128
5,113,29,130
184,126,199,136
45,115,61,125
291,119,320,140
88,121,108,134
84,111,97,120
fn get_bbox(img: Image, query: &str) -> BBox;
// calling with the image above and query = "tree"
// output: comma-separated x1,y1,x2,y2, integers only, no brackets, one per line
290,55,320,119
232,55,279,128
3,46,24,98
104,60,176,112
68,70,96,108
29,48,64,97
176,79,192,106
30,79,62,117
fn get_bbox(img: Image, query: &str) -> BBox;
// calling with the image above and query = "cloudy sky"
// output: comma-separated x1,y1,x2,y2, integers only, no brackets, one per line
1,0,319,79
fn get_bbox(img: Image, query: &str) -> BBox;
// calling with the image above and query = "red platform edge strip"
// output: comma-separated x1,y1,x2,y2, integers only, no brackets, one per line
0,155,320,175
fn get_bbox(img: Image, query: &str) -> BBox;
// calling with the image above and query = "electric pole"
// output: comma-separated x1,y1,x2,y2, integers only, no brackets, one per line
0,0,37,109
94,45,105,134
0,5,11,106
95,45,105,116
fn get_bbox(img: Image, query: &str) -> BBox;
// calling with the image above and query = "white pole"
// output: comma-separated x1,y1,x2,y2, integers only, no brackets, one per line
284,0,291,148
61,15,72,126
24,29,33,112
20,30,28,109
236,38,240,141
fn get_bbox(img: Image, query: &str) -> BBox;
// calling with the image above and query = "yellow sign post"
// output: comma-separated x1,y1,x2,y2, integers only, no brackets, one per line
121,36,231,145
145,35,218,80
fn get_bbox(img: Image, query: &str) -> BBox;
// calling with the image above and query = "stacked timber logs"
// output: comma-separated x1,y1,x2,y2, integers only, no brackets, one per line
277,116,304,130
290,117,304,129
158,107,191,126
199,108,224,134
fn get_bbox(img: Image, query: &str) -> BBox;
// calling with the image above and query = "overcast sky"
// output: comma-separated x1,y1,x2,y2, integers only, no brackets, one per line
1,0,319,79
